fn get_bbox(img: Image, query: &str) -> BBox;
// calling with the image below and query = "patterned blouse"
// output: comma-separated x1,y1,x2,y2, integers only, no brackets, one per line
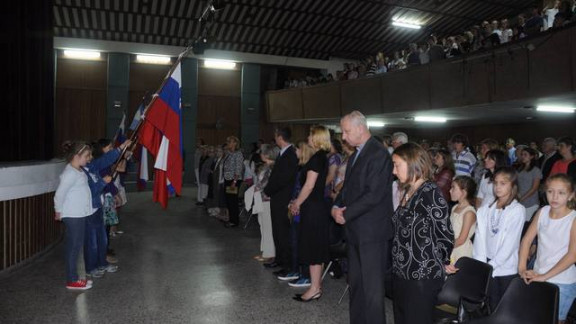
392,181,453,280
223,150,244,181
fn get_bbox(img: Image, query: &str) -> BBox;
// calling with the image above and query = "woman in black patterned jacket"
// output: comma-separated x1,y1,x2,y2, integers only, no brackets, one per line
391,142,454,324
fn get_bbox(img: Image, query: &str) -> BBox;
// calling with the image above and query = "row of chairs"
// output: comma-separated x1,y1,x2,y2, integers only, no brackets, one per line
436,257,559,324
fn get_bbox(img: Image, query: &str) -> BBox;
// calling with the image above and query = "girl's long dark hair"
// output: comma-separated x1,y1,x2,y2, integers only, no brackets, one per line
519,147,538,172
484,149,508,182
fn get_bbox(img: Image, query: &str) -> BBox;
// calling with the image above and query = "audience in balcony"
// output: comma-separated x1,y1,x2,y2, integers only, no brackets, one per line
283,5,574,89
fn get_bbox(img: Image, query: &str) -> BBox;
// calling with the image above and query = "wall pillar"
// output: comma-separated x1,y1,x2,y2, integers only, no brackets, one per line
107,53,130,138
181,57,199,184
241,63,261,150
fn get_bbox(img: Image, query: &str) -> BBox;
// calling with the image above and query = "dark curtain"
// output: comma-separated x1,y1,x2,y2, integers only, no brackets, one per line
0,0,54,161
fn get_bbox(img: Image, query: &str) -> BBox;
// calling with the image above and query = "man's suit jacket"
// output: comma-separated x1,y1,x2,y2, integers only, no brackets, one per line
335,136,394,245
264,145,299,209
539,152,562,181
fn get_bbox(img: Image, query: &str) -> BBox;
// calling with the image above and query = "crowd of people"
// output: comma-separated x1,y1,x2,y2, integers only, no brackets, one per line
54,139,130,290
194,110,576,323
284,2,576,89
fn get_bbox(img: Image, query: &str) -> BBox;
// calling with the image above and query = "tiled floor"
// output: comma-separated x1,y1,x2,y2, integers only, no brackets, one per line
0,187,393,324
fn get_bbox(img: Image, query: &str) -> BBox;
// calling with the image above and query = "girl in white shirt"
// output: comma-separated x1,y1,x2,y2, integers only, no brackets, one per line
476,149,508,208
54,141,94,290
473,166,526,310
519,174,576,323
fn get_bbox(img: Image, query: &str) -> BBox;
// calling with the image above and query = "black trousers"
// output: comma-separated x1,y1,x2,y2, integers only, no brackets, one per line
224,180,241,225
392,276,444,324
488,274,517,311
348,240,389,324
270,198,291,270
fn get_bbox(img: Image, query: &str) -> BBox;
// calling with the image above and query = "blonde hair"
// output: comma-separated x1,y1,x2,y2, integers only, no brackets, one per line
297,140,314,166
226,136,240,151
309,125,332,151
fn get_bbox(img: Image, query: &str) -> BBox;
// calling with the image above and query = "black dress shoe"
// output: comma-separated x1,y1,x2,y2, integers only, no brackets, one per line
263,262,279,269
274,269,289,277
293,291,322,302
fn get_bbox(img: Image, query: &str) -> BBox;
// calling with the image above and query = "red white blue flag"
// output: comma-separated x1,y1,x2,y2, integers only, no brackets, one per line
114,113,127,147
138,63,183,208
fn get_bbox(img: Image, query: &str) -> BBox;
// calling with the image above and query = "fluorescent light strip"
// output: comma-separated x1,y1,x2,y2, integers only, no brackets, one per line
367,121,385,127
63,49,101,60
204,59,236,69
136,54,171,64
415,116,447,123
536,106,576,113
392,21,422,30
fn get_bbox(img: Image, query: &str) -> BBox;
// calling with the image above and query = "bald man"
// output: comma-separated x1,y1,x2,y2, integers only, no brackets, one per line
332,111,394,324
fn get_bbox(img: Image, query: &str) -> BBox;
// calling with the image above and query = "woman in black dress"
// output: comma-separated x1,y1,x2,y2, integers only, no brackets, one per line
391,142,454,324
289,125,331,302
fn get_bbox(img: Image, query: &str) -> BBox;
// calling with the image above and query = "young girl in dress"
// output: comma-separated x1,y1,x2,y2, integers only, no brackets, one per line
449,176,477,264
54,141,94,290
519,174,576,324
473,166,526,310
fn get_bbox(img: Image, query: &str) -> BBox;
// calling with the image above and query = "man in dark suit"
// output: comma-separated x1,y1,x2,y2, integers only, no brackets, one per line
538,137,562,182
263,127,299,278
332,111,393,324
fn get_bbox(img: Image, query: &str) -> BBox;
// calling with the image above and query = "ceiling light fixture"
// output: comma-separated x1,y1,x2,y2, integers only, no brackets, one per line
63,49,101,60
136,54,171,64
536,105,576,113
415,116,447,123
204,59,236,69
367,120,385,128
392,19,422,30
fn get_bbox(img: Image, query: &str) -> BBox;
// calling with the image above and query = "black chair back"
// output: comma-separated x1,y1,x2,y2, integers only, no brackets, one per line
437,257,493,307
469,277,559,324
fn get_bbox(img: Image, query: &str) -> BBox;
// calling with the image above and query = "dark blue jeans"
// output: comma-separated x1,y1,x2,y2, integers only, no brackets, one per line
84,209,108,272
62,217,87,282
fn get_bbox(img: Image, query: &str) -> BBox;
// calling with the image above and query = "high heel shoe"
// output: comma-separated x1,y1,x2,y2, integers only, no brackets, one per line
293,291,322,302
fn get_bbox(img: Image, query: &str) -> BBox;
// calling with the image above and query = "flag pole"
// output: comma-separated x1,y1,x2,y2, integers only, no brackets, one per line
111,46,194,179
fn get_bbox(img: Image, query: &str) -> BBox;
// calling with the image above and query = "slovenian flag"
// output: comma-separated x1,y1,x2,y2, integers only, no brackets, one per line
114,113,127,147
138,62,183,208
130,103,144,131
137,146,149,191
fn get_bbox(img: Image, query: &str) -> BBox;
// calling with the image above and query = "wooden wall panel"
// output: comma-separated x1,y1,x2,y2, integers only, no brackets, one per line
56,58,107,89
492,48,530,102
198,68,241,97
430,61,465,109
197,96,241,145
464,57,493,105
381,67,430,113
267,90,304,121
529,29,572,97
302,83,341,119
341,77,381,115
55,58,107,149
129,63,171,92
1,193,63,272
572,27,576,91
54,88,107,149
